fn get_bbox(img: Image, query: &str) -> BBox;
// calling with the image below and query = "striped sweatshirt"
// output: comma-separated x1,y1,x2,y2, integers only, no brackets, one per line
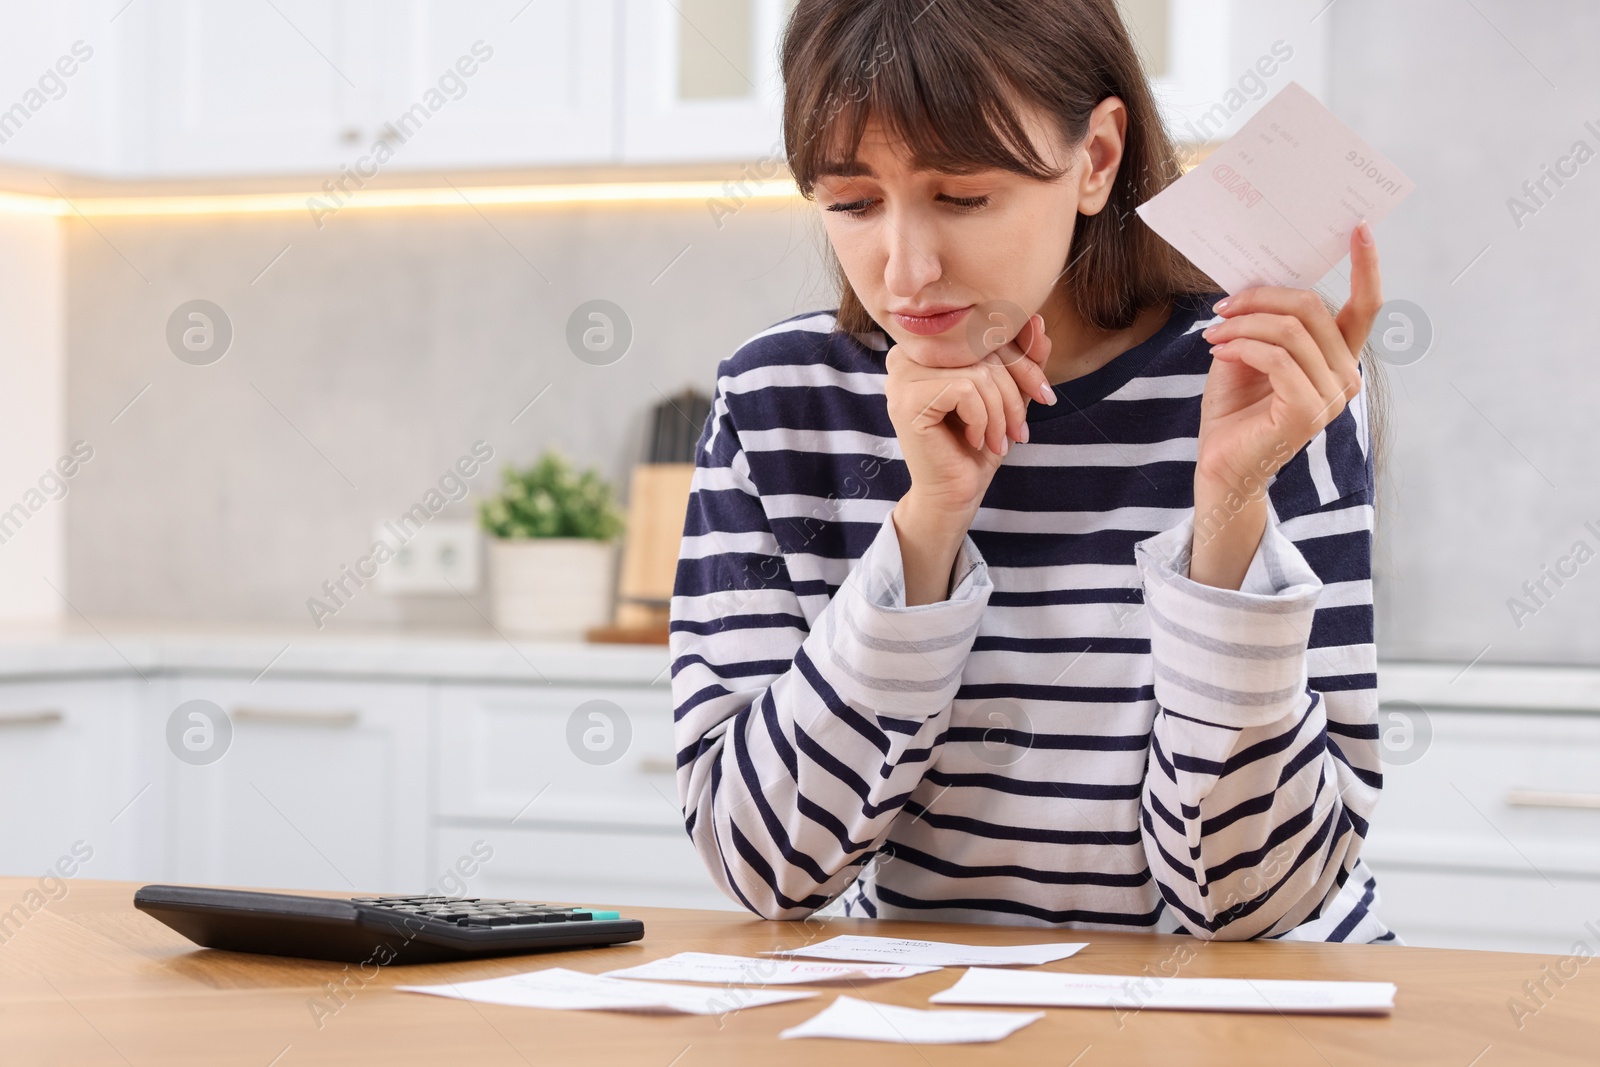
669,292,1397,944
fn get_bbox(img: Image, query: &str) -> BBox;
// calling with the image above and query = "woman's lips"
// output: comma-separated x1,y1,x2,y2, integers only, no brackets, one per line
892,305,972,336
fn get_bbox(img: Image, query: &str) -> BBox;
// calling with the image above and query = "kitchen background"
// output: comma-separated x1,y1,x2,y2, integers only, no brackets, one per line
1,0,1597,954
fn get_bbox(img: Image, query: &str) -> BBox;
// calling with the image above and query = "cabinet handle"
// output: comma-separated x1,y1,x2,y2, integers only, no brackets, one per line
0,709,64,727
1505,789,1600,810
637,756,676,775
232,706,360,727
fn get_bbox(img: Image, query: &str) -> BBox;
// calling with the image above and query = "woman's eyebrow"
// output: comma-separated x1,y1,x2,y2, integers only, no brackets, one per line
816,159,875,179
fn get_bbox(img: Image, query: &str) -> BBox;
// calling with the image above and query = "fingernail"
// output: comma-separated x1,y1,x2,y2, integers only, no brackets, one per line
1202,324,1219,340
1017,421,1030,444
1038,383,1057,405
1212,298,1231,314
1356,220,1374,245
1000,434,1011,456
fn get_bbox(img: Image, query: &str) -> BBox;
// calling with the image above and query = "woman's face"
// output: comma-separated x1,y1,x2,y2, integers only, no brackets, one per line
814,98,1126,367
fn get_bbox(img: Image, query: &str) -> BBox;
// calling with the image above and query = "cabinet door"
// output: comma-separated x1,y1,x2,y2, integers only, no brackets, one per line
164,676,428,894
435,825,736,911
373,0,616,170
1363,710,1600,877
145,0,358,175
619,0,789,163
437,682,681,830
0,678,152,882
0,3,135,174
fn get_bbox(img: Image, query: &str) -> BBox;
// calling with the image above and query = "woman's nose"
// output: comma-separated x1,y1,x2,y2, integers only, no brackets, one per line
881,210,943,298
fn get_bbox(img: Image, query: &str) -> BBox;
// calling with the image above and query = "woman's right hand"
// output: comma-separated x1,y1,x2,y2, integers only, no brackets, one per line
885,313,1054,604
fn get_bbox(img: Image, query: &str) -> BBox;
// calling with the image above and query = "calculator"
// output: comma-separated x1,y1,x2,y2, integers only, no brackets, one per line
134,884,645,965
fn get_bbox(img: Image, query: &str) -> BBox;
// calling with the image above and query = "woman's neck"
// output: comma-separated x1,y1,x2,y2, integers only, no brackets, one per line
1037,289,1172,387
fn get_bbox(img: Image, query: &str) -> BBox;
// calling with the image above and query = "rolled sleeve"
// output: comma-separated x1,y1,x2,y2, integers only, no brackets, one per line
1133,508,1323,731
813,507,992,718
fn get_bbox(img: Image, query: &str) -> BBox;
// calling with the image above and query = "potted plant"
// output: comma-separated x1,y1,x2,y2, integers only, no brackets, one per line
478,452,625,639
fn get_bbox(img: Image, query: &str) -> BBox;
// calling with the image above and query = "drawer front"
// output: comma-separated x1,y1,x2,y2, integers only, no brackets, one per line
437,683,680,829
1365,862,1600,955
433,825,737,912
0,678,151,880
1364,709,1600,876
165,677,429,893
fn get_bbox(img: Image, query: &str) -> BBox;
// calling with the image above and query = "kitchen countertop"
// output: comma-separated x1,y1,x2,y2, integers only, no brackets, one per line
0,622,1597,710
0,620,671,686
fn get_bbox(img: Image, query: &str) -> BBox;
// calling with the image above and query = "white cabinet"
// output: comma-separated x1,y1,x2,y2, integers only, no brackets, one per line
1364,667,1600,952
437,681,682,828
0,1,137,174
436,825,731,911
372,0,617,170
6,0,791,176
0,677,155,882
139,0,617,176
162,675,430,894
434,680,737,910
144,0,361,176
619,0,789,163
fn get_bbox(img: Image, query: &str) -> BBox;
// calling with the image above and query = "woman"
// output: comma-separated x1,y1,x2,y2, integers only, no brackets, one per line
670,0,1396,943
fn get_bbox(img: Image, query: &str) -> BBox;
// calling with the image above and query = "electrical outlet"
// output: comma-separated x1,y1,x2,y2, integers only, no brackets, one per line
373,519,481,595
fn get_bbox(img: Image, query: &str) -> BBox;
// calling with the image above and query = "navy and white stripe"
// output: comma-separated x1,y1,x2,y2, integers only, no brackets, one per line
669,294,1397,943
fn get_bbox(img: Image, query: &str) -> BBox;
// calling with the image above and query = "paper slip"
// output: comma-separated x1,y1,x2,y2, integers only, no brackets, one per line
397,967,814,1015
764,935,1088,968
1136,81,1414,294
779,995,1043,1044
929,967,1396,1015
601,951,939,985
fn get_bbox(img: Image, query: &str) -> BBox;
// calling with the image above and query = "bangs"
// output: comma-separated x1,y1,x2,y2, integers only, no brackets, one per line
785,5,1074,196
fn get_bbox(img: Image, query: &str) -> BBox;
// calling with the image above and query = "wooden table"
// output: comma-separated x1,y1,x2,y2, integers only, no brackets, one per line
1,879,1594,1065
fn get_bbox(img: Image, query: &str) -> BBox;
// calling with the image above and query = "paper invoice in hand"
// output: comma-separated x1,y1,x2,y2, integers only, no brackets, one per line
1135,81,1414,294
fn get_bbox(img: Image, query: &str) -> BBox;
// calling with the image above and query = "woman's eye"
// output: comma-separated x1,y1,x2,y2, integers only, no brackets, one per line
826,198,875,218
940,194,991,212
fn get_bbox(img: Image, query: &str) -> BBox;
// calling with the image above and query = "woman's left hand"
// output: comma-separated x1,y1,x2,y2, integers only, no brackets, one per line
1186,221,1383,589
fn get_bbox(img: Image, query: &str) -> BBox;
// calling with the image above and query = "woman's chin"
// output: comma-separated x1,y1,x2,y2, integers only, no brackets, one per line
889,335,986,368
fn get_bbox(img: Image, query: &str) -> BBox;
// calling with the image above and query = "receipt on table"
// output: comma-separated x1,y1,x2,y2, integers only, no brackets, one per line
930,967,1397,1015
601,951,938,985
398,967,814,1015
763,935,1087,968
1136,81,1414,294
779,995,1043,1044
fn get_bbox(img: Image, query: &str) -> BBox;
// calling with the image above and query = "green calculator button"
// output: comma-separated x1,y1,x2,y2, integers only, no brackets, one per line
579,909,621,921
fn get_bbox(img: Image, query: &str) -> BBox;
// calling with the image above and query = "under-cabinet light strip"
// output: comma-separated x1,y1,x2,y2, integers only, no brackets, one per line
0,179,803,218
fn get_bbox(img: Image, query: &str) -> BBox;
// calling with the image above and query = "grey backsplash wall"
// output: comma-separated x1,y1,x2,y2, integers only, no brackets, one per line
62,0,1600,666
64,195,835,632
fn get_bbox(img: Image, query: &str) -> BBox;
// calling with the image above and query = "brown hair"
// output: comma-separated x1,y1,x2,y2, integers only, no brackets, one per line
779,0,1389,514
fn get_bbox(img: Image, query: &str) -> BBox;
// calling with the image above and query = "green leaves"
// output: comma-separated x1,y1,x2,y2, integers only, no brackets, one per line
478,452,624,541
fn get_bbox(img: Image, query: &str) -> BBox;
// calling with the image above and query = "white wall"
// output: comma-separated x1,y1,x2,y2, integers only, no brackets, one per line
0,212,66,623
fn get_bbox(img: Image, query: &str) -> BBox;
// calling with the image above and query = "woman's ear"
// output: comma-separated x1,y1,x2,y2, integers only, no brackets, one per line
1077,96,1128,216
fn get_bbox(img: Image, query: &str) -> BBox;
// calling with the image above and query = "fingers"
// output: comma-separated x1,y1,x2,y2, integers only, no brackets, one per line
981,351,1030,444
998,315,1057,405
905,373,1006,454
971,364,1011,454
1205,311,1346,407
1212,337,1344,432
1212,278,1367,403
1338,220,1383,358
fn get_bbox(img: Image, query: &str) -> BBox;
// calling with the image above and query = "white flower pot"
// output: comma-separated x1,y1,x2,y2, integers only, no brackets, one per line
487,537,618,640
